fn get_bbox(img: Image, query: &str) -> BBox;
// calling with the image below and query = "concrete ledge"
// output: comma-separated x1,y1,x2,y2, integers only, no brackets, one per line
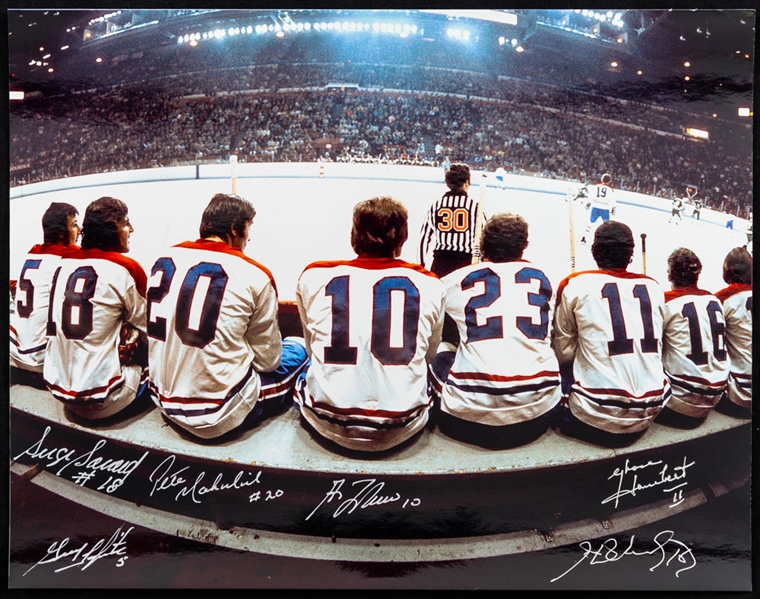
10,383,749,476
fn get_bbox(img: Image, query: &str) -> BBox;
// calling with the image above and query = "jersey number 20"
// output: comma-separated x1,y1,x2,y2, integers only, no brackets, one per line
147,258,229,348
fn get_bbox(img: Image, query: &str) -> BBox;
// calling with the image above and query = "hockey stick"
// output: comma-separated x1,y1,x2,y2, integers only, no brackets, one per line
230,154,238,194
641,233,647,274
568,189,577,273
472,172,488,264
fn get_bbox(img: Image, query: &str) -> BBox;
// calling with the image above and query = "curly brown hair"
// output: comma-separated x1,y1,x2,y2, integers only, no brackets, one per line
667,247,702,288
445,163,471,192
81,197,128,251
350,196,408,257
722,246,752,285
481,213,529,263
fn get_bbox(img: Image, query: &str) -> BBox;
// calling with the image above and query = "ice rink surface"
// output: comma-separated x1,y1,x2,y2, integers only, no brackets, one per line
10,165,751,301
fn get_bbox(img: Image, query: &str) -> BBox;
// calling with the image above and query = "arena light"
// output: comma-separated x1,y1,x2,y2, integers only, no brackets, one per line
421,9,517,26
686,127,709,140
10,90,25,100
738,107,751,117
60,45,69,50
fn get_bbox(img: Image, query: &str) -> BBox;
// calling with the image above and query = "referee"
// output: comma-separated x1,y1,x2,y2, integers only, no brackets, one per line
419,163,484,277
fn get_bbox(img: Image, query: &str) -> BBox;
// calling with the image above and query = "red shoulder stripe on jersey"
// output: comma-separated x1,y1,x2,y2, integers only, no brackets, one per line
449,370,559,383
175,240,278,295
715,283,752,303
28,242,77,257
302,256,438,278
664,286,715,302
67,248,148,297
556,268,657,303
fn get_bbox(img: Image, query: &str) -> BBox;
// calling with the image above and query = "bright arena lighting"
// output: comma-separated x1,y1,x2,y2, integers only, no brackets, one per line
738,107,751,117
9,90,24,100
685,127,709,140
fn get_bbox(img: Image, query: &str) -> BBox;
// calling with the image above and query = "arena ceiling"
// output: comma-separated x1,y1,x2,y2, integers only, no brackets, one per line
8,8,755,118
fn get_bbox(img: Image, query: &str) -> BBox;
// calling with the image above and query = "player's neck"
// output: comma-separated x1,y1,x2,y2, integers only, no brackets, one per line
203,236,227,244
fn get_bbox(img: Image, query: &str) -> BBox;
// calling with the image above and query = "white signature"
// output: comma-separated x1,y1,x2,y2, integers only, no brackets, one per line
602,457,696,509
305,478,421,521
13,426,147,493
149,454,264,504
23,525,132,576
551,530,696,582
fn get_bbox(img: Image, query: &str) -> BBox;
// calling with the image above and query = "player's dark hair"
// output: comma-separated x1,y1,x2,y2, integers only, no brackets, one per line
591,221,635,269
667,247,702,288
722,246,752,285
601,173,612,185
42,202,78,244
350,196,408,257
445,163,470,192
481,213,529,263
199,193,256,240
81,197,128,251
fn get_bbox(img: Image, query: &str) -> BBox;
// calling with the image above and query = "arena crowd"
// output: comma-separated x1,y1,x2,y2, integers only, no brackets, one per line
10,41,752,216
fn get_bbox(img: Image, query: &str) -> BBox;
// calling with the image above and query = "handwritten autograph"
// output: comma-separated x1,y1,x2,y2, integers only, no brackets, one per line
13,426,147,493
551,530,696,582
306,478,421,521
24,525,132,576
149,454,264,504
603,457,696,509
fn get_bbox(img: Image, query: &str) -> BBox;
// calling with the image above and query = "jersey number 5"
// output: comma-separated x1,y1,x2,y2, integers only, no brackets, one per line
16,259,42,318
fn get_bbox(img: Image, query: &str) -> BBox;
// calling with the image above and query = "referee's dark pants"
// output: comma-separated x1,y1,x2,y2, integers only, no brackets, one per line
430,249,472,278
430,249,472,344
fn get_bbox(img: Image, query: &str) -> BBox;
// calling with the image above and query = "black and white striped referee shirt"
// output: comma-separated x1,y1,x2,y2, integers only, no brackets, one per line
419,191,482,268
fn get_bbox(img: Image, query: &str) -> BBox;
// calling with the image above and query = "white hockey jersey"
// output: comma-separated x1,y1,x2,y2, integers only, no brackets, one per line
44,248,147,405
296,256,445,450
147,240,281,434
715,283,752,409
10,243,71,372
552,269,668,434
589,182,615,212
438,260,561,426
662,286,729,418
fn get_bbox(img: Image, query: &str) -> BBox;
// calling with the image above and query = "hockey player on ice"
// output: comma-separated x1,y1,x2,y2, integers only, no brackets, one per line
669,196,685,224
579,173,615,244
